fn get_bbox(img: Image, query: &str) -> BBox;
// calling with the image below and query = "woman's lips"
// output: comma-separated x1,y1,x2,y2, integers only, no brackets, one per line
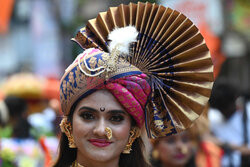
88,139,112,147
174,153,186,159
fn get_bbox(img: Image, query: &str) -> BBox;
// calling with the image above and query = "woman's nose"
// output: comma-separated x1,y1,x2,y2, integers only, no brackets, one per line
176,141,188,153
176,140,185,149
93,118,107,137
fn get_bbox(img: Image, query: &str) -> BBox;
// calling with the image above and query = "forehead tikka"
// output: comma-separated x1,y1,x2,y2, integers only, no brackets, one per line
100,107,105,112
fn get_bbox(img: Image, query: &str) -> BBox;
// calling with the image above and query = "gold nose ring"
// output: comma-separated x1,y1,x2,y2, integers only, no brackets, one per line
105,127,112,140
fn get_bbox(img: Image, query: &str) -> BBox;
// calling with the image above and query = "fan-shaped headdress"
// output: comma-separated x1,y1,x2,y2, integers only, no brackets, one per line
60,2,214,138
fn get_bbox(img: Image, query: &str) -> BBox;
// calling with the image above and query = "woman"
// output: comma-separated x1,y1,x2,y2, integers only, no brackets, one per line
151,131,195,167
54,89,148,167
53,2,214,167
54,30,152,167
150,106,224,167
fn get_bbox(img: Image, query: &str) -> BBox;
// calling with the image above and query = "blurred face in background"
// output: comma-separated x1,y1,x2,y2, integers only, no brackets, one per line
155,131,193,167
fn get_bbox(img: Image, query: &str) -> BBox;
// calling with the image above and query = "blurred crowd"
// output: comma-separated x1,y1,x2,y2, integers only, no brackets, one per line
1,0,250,167
149,81,250,167
1,74,250,167
0,73,61,167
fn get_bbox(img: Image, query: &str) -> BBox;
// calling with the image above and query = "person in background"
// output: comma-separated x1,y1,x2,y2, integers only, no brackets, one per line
151,106,224,167
208,81,250,167
0,96,59,167
0,95,30,138
150,130,196,167
0,98,8,127
28,98,58,138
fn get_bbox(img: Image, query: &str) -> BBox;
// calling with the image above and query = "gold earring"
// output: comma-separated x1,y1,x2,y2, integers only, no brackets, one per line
152,149,159,160
105,127,112,140
123,127,141,154
60,117,77,148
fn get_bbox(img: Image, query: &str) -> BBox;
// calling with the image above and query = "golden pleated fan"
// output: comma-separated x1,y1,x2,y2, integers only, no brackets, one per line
72,2,214,138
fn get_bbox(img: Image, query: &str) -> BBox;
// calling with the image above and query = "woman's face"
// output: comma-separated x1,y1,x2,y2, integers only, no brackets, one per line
156,131,193,167
72,89,132,163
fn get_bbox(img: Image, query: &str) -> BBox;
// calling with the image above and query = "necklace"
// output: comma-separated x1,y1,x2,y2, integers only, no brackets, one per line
72,161,84,167
72,160,120,167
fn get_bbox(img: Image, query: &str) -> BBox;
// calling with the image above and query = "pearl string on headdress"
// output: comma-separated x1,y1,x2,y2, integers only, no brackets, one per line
77,48,106,77
76,26,138,78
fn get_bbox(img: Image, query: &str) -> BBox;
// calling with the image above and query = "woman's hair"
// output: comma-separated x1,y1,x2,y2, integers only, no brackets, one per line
119,137,149,167
209,81,239,120
53,101,149,167
53,133,77,167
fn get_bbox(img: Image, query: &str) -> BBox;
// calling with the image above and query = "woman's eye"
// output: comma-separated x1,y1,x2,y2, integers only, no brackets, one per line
110,115,124,122
165,137,176,144
81,112,95,120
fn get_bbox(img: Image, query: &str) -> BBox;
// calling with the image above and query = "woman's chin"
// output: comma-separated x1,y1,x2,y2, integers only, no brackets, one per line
81,149,119,162
170,158,189,166
80,142,124,162
91,153,116,162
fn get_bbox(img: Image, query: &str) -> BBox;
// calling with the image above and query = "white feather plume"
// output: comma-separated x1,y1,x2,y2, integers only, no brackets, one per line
108,26,138,54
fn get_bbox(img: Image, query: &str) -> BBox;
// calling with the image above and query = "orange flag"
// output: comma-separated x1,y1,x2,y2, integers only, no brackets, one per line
0,0,15,34
199,23,226,79
39,136,53,167
196,141,224,167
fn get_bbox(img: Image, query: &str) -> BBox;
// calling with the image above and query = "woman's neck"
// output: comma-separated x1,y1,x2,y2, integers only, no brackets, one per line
76,154,119,167
162,163,185,167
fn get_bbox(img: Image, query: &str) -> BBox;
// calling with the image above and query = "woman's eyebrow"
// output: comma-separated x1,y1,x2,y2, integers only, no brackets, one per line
108,110,127,115
78,106,98,112
78,107,126,114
